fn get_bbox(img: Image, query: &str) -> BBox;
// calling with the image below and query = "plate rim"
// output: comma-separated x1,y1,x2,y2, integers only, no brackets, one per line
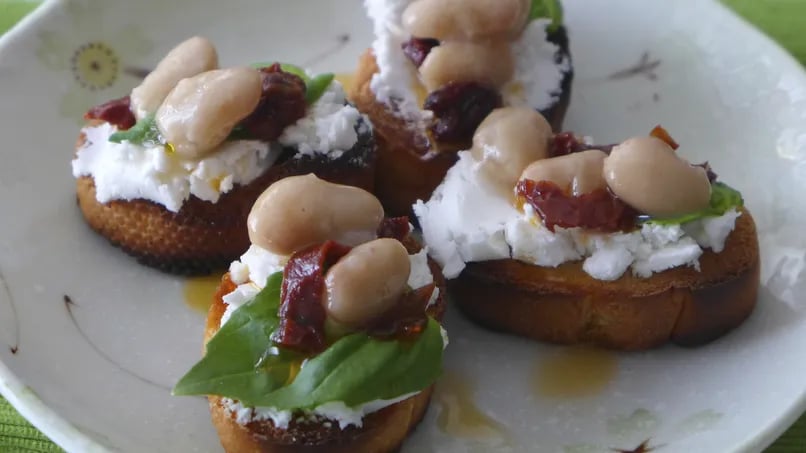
0,359,110,453
0,0,805,452
0,0,112,449
704,1,806,451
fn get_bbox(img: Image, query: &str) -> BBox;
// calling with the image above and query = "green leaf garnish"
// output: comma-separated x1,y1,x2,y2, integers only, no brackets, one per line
249,61,333,105
529,0,564,32
279,64,312,84
108,114,163,145
173,273,445,410
173,273,296,398
642,182,744,226
304,73,335,105
260,317,443,410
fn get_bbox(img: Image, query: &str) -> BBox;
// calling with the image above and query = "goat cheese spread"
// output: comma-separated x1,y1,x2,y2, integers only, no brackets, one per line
365,0,570,122
73,82,362,212
414,151,740,281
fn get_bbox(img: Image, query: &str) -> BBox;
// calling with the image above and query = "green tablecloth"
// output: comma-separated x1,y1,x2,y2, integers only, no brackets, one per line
0,0,805,451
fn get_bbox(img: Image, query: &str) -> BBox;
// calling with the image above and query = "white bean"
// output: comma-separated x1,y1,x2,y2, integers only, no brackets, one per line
130,36,218,119
419,41,514,91
323,238,411,328
519,150,608,196
247,174,384,255
402,0,530,41
603,137,711,217
155,67,262,158
471,107,553,193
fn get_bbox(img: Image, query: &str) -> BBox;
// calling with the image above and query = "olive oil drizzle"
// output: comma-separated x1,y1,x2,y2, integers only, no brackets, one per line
534,347,618,398
183,274,223,313
436,371,510,440
334,73,355,92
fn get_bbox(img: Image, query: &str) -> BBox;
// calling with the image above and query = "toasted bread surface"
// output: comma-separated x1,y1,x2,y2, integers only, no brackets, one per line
75,123,376,275
452,209,760,350
349,27,573,217
204,235,446,453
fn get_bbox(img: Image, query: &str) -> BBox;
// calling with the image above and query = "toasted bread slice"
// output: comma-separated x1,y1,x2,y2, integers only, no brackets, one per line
350,28,573,217
75,121,376,275
204,235,446,453
451,209,760,350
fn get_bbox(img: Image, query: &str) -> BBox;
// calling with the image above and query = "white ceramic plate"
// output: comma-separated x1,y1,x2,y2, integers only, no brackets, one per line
1,0,805,452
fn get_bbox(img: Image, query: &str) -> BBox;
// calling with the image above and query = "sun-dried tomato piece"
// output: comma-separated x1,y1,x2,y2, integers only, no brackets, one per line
377,217,411,242
239,63,308,142
368,283,435,341
516,179,638,232
272,240,351,354
550,132,587,157
697,162,718,183
84,96,136,130
401,38,440,67
649,125,679,150
550,132,615,157
273,237,435,349
424,81,501,143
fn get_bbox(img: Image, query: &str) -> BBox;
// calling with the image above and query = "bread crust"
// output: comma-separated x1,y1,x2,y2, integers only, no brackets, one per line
75,121,376,275
451,209,760,350
350,27,573,217
204,235,447,453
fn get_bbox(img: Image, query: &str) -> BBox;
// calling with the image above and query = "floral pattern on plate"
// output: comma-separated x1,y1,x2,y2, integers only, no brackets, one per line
35,1,151,121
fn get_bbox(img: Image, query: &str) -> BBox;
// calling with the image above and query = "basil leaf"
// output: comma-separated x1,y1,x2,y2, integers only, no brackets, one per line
529,0,563,32
643,182,744,226
172,272,296,399
108,114,163,145
279,64,312,84
258,317,444,410
173,270,444,410
305,73,335,105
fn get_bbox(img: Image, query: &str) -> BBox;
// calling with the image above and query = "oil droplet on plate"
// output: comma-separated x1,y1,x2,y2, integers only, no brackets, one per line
436,371,509,441
534,347,618,398
334,73,355,92
674,409,722,434
183,274,223,314
606,408,659,440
